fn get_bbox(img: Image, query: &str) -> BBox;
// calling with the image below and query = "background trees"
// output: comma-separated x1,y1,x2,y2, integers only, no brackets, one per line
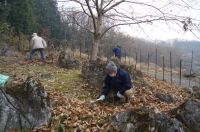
59,0,199,60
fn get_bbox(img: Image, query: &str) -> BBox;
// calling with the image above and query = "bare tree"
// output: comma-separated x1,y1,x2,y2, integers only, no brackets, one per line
58,0,200,60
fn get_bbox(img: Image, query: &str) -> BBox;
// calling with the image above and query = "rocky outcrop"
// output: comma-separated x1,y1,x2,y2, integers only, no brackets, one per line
111,108,188,132
0,77,51,131
111,99,200,132
176,99,200,132
57,50,80,69
191,86,200,99
82,59,106,87
82,59,143,88
0,46,16,57
155,93,176,103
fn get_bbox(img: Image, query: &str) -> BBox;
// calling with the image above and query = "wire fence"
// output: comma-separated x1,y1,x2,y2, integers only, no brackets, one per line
65,42,199,89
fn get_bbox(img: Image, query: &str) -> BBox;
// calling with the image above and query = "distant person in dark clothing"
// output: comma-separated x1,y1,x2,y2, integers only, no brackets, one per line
113,45,122,59
97,61,134,102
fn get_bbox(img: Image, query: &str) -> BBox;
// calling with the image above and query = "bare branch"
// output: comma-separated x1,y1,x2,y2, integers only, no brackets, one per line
101,17,181,38
80,3,92,17
103,0,125,14
95,0,100,15
85,0,97,32
102,0,114,10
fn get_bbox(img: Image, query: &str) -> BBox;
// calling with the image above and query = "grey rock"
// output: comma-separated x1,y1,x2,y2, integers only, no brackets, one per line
82,59,106,87
111,108,188,132
58,50,80,69
0,77,51,131
176,99,200,132
155,93,176,103
192,86,200,99
0,46,16,57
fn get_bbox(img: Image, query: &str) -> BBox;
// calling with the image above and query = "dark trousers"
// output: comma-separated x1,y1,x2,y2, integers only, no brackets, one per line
29,48,45,62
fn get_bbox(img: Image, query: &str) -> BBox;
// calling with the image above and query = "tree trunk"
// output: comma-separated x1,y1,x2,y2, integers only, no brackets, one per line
91,36,100,60
91,14,103,61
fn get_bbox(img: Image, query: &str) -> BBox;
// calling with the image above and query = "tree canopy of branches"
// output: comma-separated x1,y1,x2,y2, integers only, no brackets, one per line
58,0,200,60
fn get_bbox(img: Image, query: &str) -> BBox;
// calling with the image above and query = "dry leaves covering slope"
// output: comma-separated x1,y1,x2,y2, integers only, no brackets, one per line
0,57,189,132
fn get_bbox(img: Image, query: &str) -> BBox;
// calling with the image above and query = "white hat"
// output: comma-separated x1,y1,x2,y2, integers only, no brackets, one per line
32,33,37,37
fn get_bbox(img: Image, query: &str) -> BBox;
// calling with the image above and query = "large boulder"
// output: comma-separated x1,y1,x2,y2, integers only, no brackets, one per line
0,77,51,131
82,59,106,87
192,86,200,99
0,46,16,57
155,93,176,103
57,50,80,69
111,108,188,132
175,99,200,132
82,59,142,88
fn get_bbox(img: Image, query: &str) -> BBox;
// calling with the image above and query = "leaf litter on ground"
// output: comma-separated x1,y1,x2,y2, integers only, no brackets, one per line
0,56,190,131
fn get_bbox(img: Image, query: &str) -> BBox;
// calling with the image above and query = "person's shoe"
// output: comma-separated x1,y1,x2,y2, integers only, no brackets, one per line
114,96,120,102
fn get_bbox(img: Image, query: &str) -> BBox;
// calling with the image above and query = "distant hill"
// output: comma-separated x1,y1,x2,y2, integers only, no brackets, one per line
173,40,200,61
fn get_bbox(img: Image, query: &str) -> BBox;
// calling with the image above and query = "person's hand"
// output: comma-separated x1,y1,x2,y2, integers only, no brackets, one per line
117,91,125,98
97,95,105,101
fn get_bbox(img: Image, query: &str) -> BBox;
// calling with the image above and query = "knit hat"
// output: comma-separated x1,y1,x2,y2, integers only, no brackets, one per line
106,61,117,74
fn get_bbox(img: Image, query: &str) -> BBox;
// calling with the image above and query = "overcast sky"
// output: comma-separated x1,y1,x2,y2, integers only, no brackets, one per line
57,0,200,41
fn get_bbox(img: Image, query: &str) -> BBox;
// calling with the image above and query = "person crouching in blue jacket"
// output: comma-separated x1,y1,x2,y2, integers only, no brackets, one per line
113,46,122,59
97,61,134,102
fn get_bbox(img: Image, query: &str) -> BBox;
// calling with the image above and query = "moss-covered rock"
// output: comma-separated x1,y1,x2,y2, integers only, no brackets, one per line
0,77,51,131
111,108,189,132
57,50,80,69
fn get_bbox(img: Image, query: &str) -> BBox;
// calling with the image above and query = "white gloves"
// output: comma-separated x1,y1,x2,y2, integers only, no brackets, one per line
97,95,105,101
117,91,125,98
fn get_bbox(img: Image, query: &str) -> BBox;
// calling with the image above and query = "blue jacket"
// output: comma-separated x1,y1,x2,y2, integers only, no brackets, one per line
113,47,122,58
102,68,132,96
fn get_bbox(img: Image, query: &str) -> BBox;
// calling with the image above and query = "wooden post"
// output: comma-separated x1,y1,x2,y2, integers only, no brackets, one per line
140,49,141,70
179,59,182,85
155,48,157,79
170,52,172,84
163,56,165,81
129,48,131,65
125,51,127,64
87,44,89,60
189,50,194,86
135,52,138,70
148,52,150,75
80,43,82,58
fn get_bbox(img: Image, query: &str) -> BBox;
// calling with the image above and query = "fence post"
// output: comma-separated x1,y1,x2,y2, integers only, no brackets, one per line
189,50,194,86
125,51,127,64
148,52,150,75
80,43,82,58
129,48,131,65
170,52,172,84
72,44,75,57
140,49,141,70
87,44,89,60
135,52,138,70
163,56,165,81
155,48,157,79
179,59,182,85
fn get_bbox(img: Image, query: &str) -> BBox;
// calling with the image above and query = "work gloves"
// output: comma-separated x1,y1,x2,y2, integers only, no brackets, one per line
117,91,125,98
97,95,105,101
97,92,124,101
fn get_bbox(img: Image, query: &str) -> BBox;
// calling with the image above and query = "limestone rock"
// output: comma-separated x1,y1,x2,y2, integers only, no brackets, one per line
58,50,80,69
0,77,51,131
176,99,200,132
155,93,176,103
111,108,188,132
